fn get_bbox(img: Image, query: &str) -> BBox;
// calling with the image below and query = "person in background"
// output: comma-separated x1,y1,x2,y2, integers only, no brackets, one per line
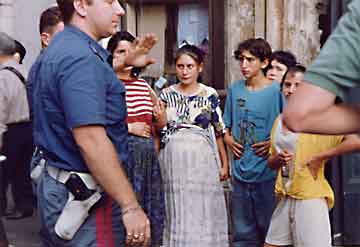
13,40,26,64
159,44,229,246
0,32,35,221
39,6,64,49
223,38,283,247
265,65,360,247
107,30,166,247
266,50,297,83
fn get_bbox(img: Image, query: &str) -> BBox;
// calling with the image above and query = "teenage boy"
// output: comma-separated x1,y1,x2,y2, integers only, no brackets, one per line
224,38,283,247
266,50,297,83
265,65,360,247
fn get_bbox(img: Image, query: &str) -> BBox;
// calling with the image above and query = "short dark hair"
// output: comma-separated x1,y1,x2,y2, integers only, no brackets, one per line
175,44,206,65
39,6,63,34
281,64,307,88
14,40,26,64
107,31,135,54
56,0,92,24
269,50,297,69
234,38,272,62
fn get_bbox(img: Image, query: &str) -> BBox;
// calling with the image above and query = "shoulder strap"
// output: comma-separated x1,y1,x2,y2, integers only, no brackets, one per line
0,66,26,85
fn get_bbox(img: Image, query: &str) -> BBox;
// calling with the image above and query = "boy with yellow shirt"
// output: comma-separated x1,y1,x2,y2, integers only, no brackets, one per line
264,65,360,247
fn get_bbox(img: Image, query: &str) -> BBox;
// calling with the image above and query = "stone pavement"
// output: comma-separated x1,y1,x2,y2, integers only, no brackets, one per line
3,211,40,247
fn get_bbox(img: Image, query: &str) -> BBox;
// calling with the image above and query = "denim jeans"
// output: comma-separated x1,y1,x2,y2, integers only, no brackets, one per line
231,178,276,247
37,168,125,247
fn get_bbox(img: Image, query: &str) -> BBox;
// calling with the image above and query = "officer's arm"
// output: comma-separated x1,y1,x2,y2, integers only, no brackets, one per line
72,125,138,209
283,82,360,135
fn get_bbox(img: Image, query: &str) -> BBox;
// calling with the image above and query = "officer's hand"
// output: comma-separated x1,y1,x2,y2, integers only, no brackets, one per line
128,122,151,138
125,34,157,69
122,206,151,247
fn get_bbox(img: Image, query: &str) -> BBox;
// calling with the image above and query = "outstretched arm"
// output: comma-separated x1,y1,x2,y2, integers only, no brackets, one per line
113,34,158,71
283,82,360,135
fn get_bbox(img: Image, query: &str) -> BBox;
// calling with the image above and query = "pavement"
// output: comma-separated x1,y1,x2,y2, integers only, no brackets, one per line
3,211,41,247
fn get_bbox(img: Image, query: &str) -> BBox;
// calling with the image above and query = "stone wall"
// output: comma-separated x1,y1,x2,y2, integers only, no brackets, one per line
225,0,324,85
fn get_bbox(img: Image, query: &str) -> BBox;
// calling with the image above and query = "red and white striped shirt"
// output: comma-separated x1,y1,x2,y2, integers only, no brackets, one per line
122,78,154,126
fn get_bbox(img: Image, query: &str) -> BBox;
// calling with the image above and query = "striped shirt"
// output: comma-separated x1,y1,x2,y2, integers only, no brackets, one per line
122,78,154,126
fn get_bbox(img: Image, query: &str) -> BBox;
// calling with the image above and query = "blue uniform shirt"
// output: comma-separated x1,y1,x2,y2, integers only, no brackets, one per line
223,80,283,183
29,25,129,172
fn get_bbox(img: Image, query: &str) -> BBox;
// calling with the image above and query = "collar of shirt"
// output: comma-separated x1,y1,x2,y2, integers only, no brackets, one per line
1,58,20,68
65,25,111,64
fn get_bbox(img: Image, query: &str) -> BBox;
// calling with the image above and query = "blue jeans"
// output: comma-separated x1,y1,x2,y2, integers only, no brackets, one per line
231,179,276,247
37,168,125,247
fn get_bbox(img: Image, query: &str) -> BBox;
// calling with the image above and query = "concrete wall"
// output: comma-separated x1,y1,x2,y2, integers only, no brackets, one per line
0,0,57,70
136,4,166,77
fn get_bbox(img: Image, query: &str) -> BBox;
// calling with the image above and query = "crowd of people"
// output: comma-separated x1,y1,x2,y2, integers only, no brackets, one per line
1,0,360,247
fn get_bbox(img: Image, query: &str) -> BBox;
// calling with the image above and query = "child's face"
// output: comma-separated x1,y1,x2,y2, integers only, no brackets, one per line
238,50,268,79
266,59,288,82
175,54,203,85
282,71,304,99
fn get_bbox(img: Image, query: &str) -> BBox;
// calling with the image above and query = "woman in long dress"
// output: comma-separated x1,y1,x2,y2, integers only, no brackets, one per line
159,44,229,247
107,31,166,247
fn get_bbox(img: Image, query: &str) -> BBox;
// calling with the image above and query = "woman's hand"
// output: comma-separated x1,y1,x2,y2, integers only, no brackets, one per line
219,165,229,181
128,122,151,138
153,100,167,128
125,34,158,69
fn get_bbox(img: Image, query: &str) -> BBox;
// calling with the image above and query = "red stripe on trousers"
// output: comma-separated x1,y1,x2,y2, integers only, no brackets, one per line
96,205,106,247
105,197,115,247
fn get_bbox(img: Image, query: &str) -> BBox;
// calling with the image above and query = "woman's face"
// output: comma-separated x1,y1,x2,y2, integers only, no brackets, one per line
112,40,132,72
282,71,304,99
175,54,203,85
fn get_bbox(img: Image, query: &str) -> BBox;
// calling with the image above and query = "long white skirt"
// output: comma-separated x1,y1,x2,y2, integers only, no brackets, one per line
159,128,229,247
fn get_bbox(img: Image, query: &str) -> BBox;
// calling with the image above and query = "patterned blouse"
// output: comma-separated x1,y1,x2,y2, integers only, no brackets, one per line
159,83,225,138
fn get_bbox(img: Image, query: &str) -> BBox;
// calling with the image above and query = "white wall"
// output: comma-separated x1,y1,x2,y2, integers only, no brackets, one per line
0,0,57,70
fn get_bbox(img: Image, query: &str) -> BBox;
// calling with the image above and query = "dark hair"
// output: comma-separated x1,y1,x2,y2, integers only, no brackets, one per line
107,31,142,78
39,6,63,34
56,0,92,24
269,50,297,69
234,38,272,62
281,64,307,88
107,31,135,54
14,40,26,64
175,44,205,65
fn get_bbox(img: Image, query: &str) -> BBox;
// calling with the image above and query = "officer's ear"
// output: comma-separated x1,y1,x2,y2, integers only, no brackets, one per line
40,32,50,49
73,0,88,18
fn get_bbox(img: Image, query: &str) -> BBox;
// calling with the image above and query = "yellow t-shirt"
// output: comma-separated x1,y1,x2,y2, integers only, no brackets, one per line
270,117,344,209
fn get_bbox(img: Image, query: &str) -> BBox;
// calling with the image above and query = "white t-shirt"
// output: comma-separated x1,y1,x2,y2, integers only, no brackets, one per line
274,116,298,192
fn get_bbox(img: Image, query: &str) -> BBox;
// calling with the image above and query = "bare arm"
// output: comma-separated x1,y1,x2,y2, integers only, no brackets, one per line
72,125,150,245
216,135,229,181
283,82,360,135
309,134,360,162
224,129,244,159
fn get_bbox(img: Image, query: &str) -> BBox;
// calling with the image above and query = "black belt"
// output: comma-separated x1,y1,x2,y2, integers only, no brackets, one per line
33,146,60,163
6,121,31,128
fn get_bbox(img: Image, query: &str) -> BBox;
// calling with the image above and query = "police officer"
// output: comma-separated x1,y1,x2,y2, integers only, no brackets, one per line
0,32,35,220
29,0,156,246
